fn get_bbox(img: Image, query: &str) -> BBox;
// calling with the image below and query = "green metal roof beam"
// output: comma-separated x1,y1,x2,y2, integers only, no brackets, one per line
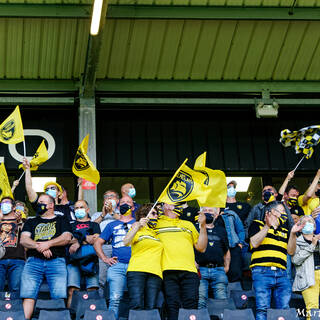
0,4,320,20
96,80,320,93
0,80,78,92
107,6,320,20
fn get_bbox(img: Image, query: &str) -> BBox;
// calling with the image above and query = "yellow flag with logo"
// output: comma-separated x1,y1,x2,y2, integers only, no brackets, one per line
72,134,100,184
194,151,227,208
157,158,211,205
0,106,24,144
18,140,48,171
0,163,14,200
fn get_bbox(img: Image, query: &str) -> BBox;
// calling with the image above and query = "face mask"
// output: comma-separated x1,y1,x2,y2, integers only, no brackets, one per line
302,222,314,235
1,203,12,215
46,189,57,199
278,212,288,226
287,197,298,207
227,187,237,198
147,218,158,229
128,188,136,199
75,209,86,219
120,203,131,215
205,212,214,224
316,190,320,197
110,199,117,209
36,203,47,216
263,191,274,203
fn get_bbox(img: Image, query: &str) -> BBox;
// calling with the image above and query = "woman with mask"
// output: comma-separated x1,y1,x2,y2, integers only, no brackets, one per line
123,203,163,310
292,215,320,319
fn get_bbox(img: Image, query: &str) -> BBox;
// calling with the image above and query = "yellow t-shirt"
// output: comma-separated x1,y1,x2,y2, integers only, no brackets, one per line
155,215,199,273
127,227,163,279
298,195,320,215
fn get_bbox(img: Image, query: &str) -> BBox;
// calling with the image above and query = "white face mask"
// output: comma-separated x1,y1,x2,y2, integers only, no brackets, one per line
110,199,117,209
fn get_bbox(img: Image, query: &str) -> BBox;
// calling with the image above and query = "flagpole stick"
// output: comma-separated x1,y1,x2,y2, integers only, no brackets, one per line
293,155,306,172
23,140,26,158
18,170,25,182
147,200,159,219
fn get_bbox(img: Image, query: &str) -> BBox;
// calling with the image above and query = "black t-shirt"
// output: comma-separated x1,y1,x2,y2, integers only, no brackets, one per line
31,195,75,221
22,215,72,259
70,220,101,240
195,224,229,267
226,202,251,224
0,218,25,260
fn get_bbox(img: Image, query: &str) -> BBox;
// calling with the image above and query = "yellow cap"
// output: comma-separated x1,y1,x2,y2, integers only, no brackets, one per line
43,181,63,193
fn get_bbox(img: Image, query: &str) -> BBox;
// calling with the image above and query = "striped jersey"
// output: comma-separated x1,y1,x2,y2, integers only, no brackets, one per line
249,220,289,270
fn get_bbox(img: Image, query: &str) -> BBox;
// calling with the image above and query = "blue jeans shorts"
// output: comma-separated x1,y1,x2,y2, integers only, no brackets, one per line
67,263,99,289
20,257,67,299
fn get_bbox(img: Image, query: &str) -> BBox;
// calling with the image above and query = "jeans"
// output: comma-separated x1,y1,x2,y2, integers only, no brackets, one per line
67,263,99,289
106,262,128,319
127,271,162,310
0,259,25,292
163,270,200,320
198,266,228,308
20,257,67,299
252,266,292,320
99,244,112,288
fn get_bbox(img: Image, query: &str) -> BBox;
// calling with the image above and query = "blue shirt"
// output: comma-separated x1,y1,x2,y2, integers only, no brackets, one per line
100,219,135,263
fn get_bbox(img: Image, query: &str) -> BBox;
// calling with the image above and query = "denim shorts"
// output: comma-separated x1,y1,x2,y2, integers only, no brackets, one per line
20,257,67,299
67,263,99,289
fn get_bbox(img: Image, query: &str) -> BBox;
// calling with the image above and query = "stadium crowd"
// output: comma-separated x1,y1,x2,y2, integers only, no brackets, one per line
1,158,320,320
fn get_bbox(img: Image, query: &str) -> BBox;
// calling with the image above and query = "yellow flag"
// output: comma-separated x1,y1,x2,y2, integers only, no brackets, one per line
194,151,227,208
157,158,211,205
0,106,24,144
0,163,14,200
19,140,48,171
72,134,100,184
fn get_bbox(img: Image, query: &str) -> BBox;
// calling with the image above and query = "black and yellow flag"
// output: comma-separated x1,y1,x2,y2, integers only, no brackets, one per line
157,158,211,205
0,163,14,200
72,134,100,184
19,140,48,171
194,151,227,208
0,106,24,144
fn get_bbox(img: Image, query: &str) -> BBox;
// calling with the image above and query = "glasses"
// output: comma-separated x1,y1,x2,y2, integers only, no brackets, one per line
104,194,115,199
45,187,56,191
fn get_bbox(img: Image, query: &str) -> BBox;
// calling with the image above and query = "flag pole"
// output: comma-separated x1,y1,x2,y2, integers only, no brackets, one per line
23,140,26,158
293,155,306,172
18,170,25,182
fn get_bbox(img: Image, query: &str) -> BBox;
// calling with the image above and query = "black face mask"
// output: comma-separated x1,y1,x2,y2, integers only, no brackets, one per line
316,190,320,197
36,203,47,216
205,212,214,224
263,191,273,203
119,203,131,215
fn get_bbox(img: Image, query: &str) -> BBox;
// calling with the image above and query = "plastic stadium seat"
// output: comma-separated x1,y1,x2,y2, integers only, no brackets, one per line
266,308,297,320
84,309,116,320
0,300,23,312
38,309,72,320
35,299,66,310
0,292,20,301
70,290,102,313
223,309,255,320
227,281,242,297
75,298,108,320
178,308,210,320
128,309,161,320
0,310,25,320
230,289,255,309
207,298,236,320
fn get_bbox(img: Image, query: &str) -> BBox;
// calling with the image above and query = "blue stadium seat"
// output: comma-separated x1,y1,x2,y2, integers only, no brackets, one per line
266,308,297,320
36,299,66,310
0,292,20,301
227,281,242,297
75,298,108,320
70,290,102,313
230,289,255,309
128,309,161,320
178,308,210,320
38,309,72,320
0,300,23,312
223,309,255,320
0,310,25,320
207,298,236,320
83,309,116,320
